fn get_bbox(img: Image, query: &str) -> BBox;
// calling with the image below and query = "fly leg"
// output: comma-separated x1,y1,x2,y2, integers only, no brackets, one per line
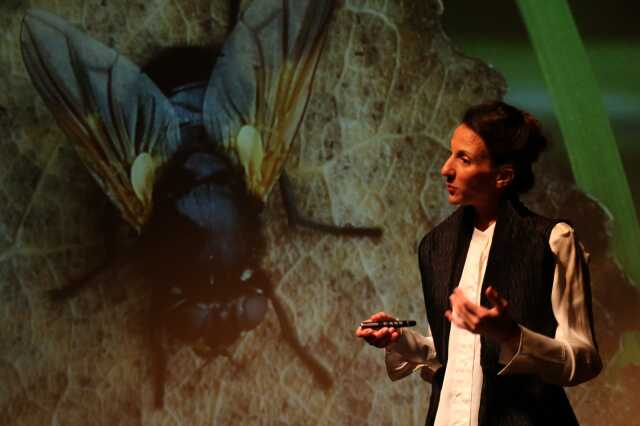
151,328,166,409
279,173,382,238
228,0,241,34
256,274,332,389
150,288,167,409
47,260,113,300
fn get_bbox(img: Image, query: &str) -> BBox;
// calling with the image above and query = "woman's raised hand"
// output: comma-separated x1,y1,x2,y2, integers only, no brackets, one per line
445,286,520,344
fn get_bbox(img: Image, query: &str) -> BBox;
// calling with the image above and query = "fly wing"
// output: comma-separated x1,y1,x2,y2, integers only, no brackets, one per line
203,0,335,203
21,9,180,231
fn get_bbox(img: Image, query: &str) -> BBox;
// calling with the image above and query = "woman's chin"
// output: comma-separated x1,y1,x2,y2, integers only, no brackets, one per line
447,194,462,205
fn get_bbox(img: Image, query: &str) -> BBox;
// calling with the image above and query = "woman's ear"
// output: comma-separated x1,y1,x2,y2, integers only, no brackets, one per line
496,164,514,189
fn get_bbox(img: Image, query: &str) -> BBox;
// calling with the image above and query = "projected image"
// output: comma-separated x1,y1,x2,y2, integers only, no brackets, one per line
0,0,637,425
19,0,386,409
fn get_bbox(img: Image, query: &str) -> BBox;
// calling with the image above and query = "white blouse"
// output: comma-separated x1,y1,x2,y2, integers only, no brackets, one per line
384,222,602,426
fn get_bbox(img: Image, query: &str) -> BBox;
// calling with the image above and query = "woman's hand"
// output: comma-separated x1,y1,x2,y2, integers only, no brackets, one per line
445,286,520,344
355,311,401,348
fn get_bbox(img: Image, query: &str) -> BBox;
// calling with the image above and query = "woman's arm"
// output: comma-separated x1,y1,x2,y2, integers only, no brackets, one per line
356,310,441,382
497,222,603,385
384,328,441,382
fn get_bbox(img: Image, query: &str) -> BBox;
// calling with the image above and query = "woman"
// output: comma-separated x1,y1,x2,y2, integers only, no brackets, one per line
356,101,602,425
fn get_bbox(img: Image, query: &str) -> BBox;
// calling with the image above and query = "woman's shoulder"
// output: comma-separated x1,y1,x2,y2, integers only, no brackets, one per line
514,203,582,255
418,206,469,253
550,221,575,237
548,222,582,256
512,198,572,238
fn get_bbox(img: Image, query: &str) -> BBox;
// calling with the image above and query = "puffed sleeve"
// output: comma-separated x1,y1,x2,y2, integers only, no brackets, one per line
384,234,442,382
497,222,603,385
384,328,441,382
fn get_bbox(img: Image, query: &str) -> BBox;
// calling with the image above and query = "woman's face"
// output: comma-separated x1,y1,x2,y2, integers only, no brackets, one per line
440,124,500,207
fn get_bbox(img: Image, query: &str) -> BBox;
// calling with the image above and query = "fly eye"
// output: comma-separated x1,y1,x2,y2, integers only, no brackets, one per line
235,294,268,331
240,269,253,282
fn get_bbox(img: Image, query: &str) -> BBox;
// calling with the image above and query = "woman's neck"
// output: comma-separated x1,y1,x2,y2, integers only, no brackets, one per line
473,201,498,231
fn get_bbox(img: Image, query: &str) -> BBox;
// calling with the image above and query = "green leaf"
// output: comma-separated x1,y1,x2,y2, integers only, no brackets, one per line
517,0,640,286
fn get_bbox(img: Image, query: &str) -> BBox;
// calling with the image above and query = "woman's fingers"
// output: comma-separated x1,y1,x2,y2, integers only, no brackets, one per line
451,287,504,319
355,326,372,337
446,287,518,343
356,321,399,348
450,290,483,320
357,311,397,335
458,296,484,317
486,286,508,311
448,290,493,332
370,311,398,322
445,308,474,331
367,327,396,347
360,311,398,325
448,293,471,329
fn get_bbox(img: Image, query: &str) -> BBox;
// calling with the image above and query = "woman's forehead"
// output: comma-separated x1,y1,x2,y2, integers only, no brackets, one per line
450,124,488,156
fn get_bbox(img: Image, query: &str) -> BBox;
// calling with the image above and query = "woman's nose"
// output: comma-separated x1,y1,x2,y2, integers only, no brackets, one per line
440,157,454,178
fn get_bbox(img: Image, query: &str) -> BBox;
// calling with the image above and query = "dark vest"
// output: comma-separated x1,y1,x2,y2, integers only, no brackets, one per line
419,198,580,426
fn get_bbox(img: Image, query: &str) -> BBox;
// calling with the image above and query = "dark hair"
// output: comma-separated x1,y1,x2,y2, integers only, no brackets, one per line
462,101,548,194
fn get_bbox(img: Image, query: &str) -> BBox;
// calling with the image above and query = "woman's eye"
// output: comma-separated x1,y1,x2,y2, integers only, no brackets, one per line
454,152,471,165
